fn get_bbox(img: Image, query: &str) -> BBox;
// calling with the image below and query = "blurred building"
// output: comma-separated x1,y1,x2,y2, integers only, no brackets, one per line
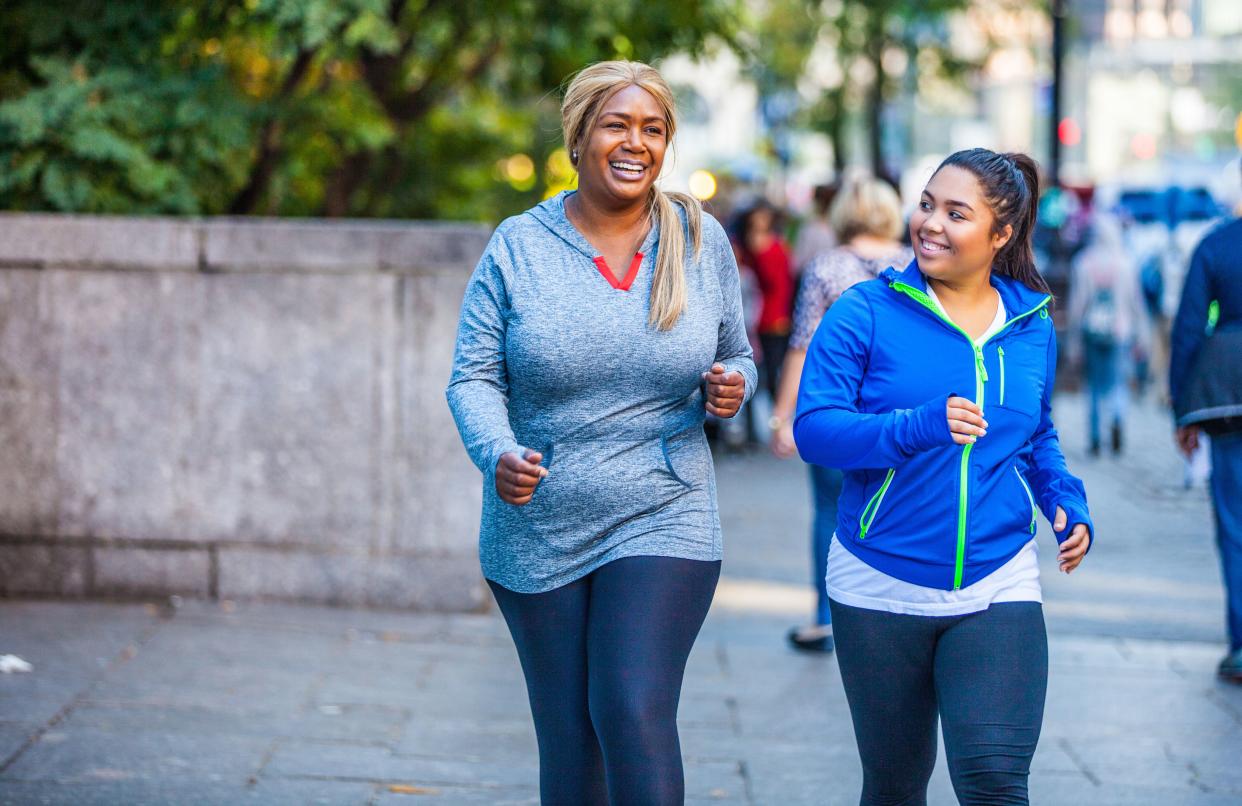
656,1,1242,215
897,0,1241,202
1065,0,1242,190
659,50,762,212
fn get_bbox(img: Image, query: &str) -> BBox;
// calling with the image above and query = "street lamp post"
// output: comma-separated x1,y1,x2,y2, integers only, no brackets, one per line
1050,0,1066,189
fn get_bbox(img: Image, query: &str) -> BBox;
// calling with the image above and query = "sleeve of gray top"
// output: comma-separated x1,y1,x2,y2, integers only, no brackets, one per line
709,220,758,404
445,240,524,477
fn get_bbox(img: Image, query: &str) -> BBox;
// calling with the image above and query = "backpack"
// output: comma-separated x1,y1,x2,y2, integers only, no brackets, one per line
1082,287,1118,348
1139,254,1163,317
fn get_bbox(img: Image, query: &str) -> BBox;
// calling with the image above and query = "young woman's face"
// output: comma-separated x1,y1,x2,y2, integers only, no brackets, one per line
747,208,773,235
909,165,1012,282
576,84,668,208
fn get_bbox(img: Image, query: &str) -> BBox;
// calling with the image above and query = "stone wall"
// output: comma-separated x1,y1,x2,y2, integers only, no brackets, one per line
0,213,491,611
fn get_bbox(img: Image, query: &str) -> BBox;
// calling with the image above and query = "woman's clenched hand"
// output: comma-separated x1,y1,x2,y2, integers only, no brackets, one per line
496,450,548,505
703,363,745,418
1054,506,1091,573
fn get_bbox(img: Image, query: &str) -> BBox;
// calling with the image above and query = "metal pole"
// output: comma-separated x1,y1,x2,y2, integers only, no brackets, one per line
1050,0,1065,188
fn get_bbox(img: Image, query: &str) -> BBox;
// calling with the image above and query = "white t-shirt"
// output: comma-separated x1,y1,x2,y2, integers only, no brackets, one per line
826,284,1043,617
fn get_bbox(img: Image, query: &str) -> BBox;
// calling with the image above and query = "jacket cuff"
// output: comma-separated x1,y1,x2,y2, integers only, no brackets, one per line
487,438,524,479
1054,499,1094,553
911,395,954,451
718,359,755,405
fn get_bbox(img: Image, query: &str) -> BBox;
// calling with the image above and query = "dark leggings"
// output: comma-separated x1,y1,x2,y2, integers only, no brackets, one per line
489,556,721,805
829,599,1048,806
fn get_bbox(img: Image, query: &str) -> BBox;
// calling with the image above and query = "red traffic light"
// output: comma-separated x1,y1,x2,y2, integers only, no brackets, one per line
1057,118,1081,147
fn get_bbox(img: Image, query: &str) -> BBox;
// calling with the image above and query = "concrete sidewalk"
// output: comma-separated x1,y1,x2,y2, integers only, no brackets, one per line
3,395,1241,804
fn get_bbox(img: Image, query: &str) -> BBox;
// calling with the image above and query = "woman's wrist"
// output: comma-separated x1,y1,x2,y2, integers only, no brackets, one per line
768,413,793,431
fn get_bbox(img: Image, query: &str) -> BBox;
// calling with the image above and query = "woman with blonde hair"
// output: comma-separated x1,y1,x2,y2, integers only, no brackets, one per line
769,174,912,652
447,60,755,804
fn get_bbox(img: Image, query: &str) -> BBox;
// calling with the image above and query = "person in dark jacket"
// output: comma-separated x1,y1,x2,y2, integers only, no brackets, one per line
795,149,1092,805
1170,192,1242,683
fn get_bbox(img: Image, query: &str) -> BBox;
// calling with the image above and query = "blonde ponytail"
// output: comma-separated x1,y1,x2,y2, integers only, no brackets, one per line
648,189,701,330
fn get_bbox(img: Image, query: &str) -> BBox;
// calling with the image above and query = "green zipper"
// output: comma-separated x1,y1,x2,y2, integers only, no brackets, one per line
1014,466,1037,535
998,346,1006,406
859,468,896,539
890,281,1051,588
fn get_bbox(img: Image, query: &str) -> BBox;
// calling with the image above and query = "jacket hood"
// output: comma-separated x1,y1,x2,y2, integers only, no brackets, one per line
881,258,1051,318
523,190,661,262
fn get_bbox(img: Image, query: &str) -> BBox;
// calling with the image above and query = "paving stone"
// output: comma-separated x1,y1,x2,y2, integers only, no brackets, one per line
1042,670,1240,735
678,724,747,762
0,778,374,805
1028,775,1242,806
393,718,535,761
1,727,270,783
0,699,68,727
62,702,407,745
265,739,539,788
744,740,863,805
314,669,529,721
140,617,347,668
684,758,748,802
242,778,378,805
85,641,319,714
0,722,37,763
371,783,537,805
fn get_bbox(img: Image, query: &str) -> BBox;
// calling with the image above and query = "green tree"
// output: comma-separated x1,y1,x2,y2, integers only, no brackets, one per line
749,0,987,181
0,2,254,213
0,0,740,221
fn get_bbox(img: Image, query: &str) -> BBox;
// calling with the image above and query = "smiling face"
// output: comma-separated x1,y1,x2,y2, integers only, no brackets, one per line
574,83,669,209
909,165,1013,283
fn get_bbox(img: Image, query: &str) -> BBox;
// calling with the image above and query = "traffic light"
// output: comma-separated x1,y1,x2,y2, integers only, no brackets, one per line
1057,118,1081,147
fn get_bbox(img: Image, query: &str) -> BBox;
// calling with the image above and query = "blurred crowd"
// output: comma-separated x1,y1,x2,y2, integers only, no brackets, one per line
708,174,1235,479
701,169,1239,654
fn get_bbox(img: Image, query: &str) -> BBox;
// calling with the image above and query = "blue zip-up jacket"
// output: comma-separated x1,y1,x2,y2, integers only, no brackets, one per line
794,260,1092,590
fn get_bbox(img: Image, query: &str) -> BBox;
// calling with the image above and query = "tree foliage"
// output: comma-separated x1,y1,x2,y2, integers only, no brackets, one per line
0,0,740,220
749,0,998,180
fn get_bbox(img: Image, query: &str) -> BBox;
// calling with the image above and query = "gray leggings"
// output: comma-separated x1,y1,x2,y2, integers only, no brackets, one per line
829,599,1048,806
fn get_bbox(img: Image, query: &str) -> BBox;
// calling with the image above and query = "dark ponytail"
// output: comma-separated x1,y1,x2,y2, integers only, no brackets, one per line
936,148,1052,296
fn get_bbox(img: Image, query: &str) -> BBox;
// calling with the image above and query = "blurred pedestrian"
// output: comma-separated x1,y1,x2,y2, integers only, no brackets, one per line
446,60,756,804
795,149,1093,804
737,201,795,416
1068,215,1149,456
1170,179,1242,683
793,183,839,273
769,175,912,653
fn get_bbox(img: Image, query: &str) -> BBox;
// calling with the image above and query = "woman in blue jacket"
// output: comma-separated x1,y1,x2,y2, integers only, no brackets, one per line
794,148,1093,805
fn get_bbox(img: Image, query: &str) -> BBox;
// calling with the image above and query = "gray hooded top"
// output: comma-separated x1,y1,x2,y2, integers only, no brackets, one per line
446,190,757,593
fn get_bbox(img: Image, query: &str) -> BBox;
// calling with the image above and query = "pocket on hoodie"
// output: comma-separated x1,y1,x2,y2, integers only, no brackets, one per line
858,468,897,540
497,436,695,553
660,427,709,490
1012,466,1038,536
850,454,958,563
